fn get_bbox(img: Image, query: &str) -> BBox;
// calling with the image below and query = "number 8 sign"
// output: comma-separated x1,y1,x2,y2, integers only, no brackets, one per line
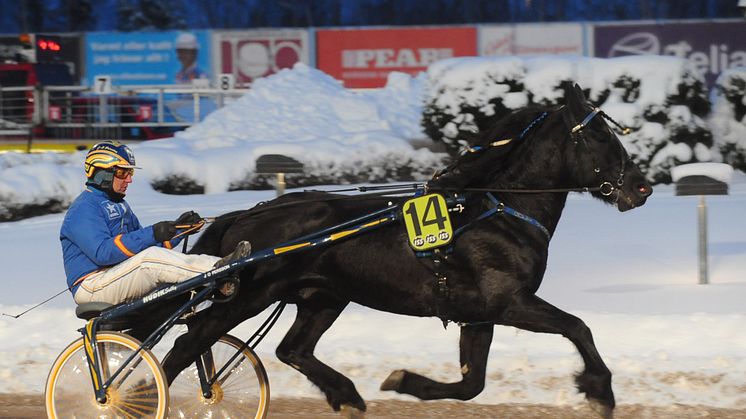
402,194,453,251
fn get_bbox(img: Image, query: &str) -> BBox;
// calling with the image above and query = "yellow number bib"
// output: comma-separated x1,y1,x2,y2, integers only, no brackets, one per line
402,194,453,251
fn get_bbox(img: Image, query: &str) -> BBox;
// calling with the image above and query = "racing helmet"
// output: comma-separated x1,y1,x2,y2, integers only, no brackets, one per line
84,141,139,195
84,140,138,179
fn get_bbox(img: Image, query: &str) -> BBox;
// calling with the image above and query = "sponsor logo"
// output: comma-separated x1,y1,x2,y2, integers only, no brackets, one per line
143,285,177,303
342,48,452,69
608,32,661,56
235,40,302,78
607,31,746,78
104,202,121,220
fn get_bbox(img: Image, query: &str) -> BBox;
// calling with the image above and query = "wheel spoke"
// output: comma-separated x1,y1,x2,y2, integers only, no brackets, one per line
46,332,169,418
168,334,269,418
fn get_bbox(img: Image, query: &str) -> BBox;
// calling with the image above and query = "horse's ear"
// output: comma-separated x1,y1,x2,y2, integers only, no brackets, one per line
573,83,587,102
565,82,587,116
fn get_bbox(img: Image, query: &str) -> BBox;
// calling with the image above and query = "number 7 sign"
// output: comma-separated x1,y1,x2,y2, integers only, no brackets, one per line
93,76,112,94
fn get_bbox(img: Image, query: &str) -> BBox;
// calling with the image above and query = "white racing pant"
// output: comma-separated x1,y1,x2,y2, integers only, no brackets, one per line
73,246,220,305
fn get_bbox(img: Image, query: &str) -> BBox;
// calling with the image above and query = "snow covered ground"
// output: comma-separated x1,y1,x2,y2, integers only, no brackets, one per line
0,64,745,409
1,178,745,408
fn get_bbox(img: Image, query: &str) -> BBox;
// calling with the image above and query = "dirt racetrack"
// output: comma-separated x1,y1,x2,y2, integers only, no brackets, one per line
2,394,744,419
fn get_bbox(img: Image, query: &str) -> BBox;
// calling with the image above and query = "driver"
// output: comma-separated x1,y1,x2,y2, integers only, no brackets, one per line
60,141,250,305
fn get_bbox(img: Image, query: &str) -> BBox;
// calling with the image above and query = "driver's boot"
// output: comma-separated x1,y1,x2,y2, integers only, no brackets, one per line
212,240,251,299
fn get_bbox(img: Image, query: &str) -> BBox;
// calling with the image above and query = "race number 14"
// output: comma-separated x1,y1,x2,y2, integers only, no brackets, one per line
402,194,453,251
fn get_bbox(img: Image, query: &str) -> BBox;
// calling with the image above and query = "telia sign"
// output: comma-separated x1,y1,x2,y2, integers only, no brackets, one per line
594,21,746,87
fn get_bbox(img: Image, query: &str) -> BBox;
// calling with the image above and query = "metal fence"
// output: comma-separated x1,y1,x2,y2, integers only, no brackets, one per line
0,85,36,139
0,84,249,143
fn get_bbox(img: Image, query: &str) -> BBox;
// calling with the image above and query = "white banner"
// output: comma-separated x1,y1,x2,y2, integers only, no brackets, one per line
212,29,310,86
479,23,584,57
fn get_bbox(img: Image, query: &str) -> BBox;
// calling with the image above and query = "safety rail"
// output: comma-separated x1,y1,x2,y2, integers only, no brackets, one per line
0,85,36,139
0,84,249,143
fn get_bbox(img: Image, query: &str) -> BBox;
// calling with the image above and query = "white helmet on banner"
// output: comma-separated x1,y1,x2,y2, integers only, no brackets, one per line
175,33,199,50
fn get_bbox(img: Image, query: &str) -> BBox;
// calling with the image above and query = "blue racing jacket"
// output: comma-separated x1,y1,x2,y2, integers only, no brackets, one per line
60,187,183,295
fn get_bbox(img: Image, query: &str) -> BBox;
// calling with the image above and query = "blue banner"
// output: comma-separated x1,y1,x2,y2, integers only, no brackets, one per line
85,30,211,86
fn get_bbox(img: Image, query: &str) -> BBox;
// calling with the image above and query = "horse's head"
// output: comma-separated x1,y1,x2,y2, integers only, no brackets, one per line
562,83,652,211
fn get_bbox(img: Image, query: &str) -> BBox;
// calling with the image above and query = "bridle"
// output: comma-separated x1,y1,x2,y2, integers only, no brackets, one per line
429,105,633,199
566,105,631,200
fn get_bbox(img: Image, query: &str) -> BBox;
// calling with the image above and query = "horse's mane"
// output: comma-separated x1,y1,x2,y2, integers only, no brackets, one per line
428,105,558,190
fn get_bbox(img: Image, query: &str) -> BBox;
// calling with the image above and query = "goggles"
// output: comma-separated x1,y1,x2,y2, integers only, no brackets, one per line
113,167,135,179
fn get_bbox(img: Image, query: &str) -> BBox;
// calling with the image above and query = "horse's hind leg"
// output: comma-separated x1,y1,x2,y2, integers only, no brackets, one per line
380,323,493,400
161,286,279,384
499,292,615,418
275,291,366,417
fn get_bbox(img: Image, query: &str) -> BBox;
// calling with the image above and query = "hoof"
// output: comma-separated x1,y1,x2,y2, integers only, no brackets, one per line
340,404,365,419
588,399,614,419
379,370,405,392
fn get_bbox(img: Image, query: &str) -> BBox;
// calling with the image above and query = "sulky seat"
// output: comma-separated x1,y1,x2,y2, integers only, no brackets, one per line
75,302,114,320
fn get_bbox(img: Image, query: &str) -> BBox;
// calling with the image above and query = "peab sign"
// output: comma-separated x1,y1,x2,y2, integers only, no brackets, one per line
593,21,746,87
317,27,477,88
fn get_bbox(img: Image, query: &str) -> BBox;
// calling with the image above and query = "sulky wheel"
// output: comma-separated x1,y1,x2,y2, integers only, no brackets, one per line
45,331,169,418
168,334,270,419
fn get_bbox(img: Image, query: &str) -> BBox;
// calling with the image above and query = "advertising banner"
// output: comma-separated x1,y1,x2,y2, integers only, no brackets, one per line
85,30,211,86
480,23,584,57
213,29,309,87
593,21,746,87
317,27,477,88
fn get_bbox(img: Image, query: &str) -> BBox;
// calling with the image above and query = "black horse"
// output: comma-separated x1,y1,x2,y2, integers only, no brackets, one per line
161,84,652,418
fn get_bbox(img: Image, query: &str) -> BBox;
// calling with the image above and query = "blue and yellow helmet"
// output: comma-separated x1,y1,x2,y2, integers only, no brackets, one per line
84,141,139,178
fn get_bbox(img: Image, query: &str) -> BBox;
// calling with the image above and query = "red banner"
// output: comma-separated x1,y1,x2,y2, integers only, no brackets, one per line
317,27,477,88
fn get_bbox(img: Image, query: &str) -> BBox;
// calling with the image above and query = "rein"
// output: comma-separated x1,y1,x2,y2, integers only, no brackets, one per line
433,185,605,194
211,106,628,231
430,105,625,198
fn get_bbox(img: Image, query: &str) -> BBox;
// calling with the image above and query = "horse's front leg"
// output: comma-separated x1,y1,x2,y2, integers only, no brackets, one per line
380,322,493,400
499,291,615,419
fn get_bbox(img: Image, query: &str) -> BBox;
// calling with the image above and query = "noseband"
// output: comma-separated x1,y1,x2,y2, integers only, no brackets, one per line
567,106,630,199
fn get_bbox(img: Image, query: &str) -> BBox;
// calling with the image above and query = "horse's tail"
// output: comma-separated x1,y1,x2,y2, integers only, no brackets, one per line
189,210,248,255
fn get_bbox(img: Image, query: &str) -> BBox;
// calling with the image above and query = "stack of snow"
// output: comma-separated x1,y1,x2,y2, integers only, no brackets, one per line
139,64,445,194
422,55,713,183
0,152,81,221
0,64,446,220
